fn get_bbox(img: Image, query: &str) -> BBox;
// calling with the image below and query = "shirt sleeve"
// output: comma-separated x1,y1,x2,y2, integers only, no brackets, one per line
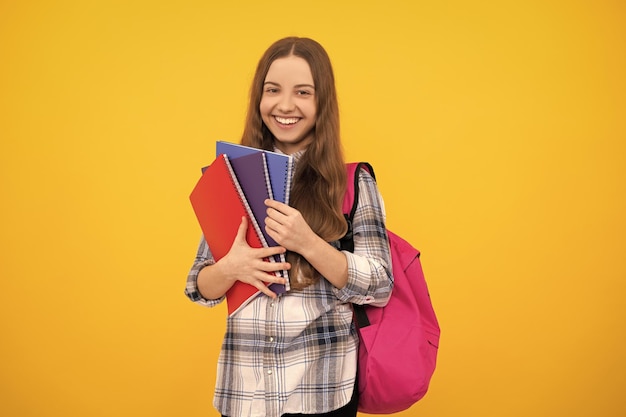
333,168,393,306
184,236,225,307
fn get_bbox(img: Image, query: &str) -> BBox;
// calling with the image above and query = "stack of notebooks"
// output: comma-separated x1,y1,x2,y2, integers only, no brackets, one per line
189,141,295,316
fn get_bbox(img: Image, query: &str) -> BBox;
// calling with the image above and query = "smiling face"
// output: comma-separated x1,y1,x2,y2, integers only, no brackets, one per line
260,55,317,155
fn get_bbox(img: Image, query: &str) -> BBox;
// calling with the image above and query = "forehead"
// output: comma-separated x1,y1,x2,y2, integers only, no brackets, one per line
264,55,314,85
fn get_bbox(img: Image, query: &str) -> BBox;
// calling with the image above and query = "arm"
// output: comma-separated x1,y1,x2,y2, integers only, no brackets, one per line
336,169,393,305
263,200,349,288
264,199,349,289
185,216,290,304
299,234,349,289
263,169,392,301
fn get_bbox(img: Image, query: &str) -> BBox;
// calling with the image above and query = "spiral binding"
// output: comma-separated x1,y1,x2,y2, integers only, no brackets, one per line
223,154,290,291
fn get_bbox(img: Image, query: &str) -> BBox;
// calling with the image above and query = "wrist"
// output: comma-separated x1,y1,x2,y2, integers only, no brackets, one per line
297,233,324,260
214,256,237,284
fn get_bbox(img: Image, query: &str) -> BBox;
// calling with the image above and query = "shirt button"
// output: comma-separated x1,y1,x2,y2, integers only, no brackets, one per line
267,369,273,375
269,336,275,342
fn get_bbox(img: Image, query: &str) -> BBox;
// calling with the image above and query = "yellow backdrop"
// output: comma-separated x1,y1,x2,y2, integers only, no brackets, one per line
1,1,624,416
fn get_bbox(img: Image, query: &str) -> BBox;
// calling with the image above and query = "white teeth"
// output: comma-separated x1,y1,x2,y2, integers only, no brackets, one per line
275,116,299,125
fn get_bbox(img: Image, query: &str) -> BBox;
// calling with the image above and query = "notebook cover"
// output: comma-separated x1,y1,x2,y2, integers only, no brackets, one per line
215,141,294,205
228,152,289,292
189,154,272,316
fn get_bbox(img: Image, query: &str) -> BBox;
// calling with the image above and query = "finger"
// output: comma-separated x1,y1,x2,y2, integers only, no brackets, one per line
258,260,291,274
252,279,278,299
265,199,291,215
234,216,248,243
264,198,282,210
265,206,281,223
266,213,291,232
257,270,288,285
265,217,280,235
256,245,287,258
264,224,283,248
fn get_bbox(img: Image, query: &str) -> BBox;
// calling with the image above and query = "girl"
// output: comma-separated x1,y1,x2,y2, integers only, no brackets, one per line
186,37,393,417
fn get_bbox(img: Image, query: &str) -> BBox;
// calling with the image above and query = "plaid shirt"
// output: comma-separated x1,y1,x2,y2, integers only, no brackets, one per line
185,155,393,417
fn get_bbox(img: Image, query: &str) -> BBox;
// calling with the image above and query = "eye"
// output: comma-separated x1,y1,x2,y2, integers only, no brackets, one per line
264,87,279,94
296,90,313,96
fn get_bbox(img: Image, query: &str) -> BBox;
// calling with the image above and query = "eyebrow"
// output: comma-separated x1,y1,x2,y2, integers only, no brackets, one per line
263,81,315,89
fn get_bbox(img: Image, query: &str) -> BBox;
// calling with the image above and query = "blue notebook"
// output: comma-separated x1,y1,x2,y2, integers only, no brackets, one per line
215,141,294,205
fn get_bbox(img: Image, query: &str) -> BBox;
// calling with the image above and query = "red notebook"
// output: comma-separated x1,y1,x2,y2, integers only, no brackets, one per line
189,154,271,316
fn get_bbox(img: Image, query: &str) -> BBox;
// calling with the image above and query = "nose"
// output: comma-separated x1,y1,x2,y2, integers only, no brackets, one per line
277,94,295,113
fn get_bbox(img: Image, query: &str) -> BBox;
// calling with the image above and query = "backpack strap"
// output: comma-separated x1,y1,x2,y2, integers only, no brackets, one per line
343,162,375,220
341,162,376,329
341,162,375,253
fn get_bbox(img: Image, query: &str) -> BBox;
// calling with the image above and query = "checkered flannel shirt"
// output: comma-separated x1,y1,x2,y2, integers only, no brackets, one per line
185,155,393,417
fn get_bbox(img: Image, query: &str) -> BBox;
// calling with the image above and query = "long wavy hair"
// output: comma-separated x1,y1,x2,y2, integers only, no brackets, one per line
241,37,347,289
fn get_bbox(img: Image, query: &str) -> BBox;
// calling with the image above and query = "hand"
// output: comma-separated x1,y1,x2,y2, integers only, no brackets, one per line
221,216,290,298
264,199,317,255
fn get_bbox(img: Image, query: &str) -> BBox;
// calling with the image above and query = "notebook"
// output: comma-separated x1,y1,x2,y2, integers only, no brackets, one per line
215,141,295,205
228,152,290,291
189,154,275,315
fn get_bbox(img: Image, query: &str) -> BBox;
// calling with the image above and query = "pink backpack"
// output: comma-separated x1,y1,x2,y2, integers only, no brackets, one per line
341,162,441,414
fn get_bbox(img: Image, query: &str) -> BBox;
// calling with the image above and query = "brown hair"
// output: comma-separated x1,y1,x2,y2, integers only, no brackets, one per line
241,37,347,289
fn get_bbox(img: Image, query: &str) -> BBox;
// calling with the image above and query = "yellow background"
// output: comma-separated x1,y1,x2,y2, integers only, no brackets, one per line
1,0,625,416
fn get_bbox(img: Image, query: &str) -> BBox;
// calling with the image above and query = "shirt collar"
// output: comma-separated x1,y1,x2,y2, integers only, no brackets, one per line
273,146,306,163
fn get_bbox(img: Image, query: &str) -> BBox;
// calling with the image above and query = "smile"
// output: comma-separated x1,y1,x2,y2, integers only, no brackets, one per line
274,116,300,125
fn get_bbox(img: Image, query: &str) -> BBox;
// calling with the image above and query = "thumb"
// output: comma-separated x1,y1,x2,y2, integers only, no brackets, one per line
234,216,248,243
